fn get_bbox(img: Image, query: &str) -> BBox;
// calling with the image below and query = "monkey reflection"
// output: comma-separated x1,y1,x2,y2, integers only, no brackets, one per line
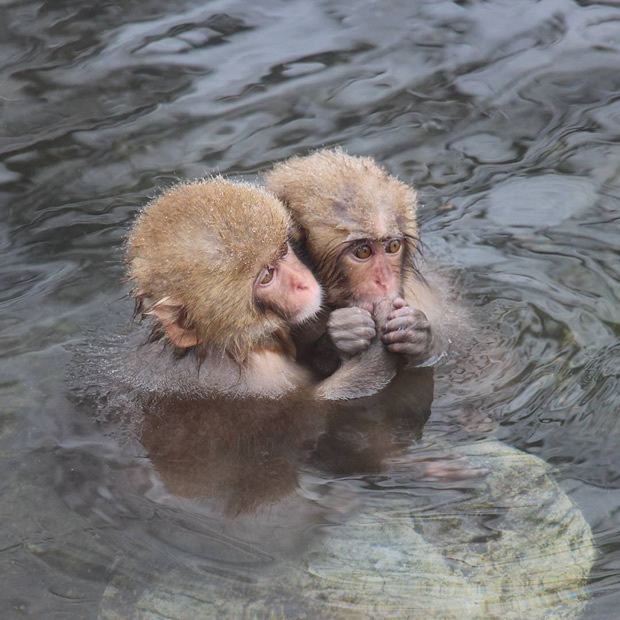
141,395,321,515
125,177,395,402
140,367,435,516
310,366,435,476
264,148,465,377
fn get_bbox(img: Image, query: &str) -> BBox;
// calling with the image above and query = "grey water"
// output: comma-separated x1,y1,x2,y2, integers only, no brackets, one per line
0,0,618,617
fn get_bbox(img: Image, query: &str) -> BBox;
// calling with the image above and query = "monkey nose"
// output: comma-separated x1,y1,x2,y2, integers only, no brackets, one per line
292,277,309,291
374,273,389,292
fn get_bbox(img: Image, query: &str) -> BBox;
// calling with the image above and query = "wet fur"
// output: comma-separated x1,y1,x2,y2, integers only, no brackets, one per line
127,177,292,363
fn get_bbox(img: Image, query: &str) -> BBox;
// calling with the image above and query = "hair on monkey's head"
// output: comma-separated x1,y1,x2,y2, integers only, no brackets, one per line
126,177,292,362
264,148,419,305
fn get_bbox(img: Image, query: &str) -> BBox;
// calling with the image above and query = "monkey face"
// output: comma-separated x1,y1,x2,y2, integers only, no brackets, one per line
127,178,316,360
339,237,403,303
254,243,322,325
264,148,419,311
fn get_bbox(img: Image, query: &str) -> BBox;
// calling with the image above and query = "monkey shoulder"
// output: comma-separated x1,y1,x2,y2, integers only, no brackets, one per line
121,330,312,399
244,349,314,397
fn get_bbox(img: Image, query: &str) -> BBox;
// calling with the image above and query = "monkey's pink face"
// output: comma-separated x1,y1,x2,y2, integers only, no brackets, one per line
254,244,322,325
340,237,403,303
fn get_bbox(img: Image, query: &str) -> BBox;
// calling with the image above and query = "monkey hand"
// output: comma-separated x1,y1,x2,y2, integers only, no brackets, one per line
318,301,397,400
380,297,432,364
327,305,376,358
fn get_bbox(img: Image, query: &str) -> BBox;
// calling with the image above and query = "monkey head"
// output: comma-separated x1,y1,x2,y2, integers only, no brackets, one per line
126,178,322,362
264,148,419,307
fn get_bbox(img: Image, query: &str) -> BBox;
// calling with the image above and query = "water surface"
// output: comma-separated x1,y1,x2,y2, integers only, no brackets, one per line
1,0,618,617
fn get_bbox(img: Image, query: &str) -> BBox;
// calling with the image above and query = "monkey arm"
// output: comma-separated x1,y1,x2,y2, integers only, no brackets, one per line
314,335,396,400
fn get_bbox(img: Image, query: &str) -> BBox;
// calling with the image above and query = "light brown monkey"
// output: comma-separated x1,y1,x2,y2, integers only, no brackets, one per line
125,177,395,400
264,148,452,373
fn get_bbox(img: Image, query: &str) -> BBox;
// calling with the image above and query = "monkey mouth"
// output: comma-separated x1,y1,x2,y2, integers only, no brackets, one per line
351,292,399,306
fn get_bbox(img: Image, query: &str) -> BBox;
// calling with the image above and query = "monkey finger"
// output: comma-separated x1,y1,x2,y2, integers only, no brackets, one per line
382,316,415,333
385,317,430,339
329,319,375,338
388,307,430,324
385,341,428,356
386,306,413,321
329,322,375,339
355,314,377,330
382,334,430,352
382,329,412,344
391,296,407,309
357,301,375,314
331,306,372,318
352,325,376,339
384,324,430,341
336,338,371,355
383,328,432,355
331,325,376,341
329,307,374,328
385,340,413,353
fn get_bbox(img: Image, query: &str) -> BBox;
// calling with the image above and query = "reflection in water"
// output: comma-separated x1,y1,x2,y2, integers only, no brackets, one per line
310,368,433,475
142,367,433,514
64,353,441,611
0,0,618,617
143,394,325,515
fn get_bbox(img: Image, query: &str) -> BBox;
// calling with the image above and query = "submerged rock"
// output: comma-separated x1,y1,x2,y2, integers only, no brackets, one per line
99,439,594,619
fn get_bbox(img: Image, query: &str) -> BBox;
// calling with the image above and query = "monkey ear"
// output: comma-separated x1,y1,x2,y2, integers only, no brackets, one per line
150,297,200,348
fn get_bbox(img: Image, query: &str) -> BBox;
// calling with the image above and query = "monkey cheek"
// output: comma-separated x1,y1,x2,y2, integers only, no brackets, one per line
288,285,322,324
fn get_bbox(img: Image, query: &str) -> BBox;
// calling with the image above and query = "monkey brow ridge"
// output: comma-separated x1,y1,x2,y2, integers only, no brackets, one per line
343,234,403,246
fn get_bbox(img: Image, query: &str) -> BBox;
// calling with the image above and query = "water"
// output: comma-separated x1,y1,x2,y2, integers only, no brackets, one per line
1,0,618,616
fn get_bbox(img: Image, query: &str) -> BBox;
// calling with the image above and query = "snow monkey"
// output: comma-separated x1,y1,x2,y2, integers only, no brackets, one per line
126,177,395,401
264,148,450,375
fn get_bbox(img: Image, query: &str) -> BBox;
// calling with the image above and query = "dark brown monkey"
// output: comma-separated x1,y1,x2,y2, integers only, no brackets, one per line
140,366,434,515
140,392,322,515
264,148,453,372
125,177,395,400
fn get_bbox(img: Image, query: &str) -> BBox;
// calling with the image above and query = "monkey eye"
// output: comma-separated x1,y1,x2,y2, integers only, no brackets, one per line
353,244,372,260
259,266,275,286
385,238,402,254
